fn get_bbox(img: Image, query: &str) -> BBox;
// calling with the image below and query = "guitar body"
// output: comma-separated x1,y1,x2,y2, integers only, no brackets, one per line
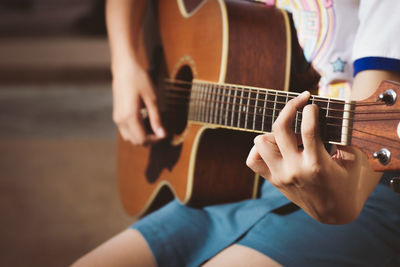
118,0,318,217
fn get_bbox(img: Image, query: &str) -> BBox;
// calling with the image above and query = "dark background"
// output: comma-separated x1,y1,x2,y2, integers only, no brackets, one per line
0,1,133,266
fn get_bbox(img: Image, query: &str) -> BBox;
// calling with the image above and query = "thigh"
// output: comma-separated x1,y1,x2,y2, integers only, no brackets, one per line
71,228,156,267
237,183,400,266
204,244,281,267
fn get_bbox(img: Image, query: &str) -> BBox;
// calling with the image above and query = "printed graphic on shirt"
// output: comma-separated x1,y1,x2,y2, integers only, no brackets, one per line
267,0,351,99
274,0,335,66
331,57,346,72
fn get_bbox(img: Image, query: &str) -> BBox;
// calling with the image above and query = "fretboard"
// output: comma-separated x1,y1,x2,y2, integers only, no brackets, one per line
186,80,352,145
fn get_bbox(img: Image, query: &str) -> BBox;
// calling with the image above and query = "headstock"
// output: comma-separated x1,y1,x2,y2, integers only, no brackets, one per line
351,80,400,172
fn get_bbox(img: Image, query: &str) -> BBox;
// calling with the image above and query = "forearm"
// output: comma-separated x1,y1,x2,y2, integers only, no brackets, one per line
106,0,147,71
351,70,400,101
346,70,400,217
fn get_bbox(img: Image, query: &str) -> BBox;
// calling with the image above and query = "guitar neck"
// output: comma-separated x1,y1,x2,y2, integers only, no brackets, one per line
185,80,354,145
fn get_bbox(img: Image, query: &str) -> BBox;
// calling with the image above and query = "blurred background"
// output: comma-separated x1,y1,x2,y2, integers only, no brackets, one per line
0,0,132,266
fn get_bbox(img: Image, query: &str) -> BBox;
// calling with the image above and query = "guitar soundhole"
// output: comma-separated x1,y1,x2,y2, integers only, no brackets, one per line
165,65,193,135
145,66,193,184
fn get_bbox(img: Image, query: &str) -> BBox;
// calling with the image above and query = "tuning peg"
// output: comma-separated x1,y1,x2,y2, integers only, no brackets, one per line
377,89,397,105
373,148,391,165
390,177,400,194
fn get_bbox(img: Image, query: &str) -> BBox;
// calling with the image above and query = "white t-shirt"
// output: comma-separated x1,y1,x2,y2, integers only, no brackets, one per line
265,0,400,98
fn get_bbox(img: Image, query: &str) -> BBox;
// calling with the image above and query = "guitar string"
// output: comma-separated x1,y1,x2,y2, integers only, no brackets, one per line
165,84,400,114
163,83,400,115
164,97,346,125
168,79,395,107
165,99,400,127
165,85,350,114
165,79,388,107
166,80,352,106
163,103,400,145
164,85,400,118
350,132,400,148
164,98,398,132
164,86,354,119
161,80,400,144
165,104,400,145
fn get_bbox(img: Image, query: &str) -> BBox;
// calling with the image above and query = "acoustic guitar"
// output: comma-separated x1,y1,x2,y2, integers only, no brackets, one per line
117,0,400,217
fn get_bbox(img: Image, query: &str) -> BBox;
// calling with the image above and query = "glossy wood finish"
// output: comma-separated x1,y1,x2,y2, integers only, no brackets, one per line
117,0,291,216
352,80,400,172
224,1,287,89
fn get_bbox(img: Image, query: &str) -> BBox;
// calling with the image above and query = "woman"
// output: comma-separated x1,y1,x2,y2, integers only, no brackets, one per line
74,0,400,266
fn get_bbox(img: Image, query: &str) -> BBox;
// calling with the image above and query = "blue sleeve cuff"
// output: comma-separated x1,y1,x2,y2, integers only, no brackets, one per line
353,57,400,76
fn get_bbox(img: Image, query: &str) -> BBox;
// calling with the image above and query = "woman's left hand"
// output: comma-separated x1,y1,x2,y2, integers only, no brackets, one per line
246,91,379,224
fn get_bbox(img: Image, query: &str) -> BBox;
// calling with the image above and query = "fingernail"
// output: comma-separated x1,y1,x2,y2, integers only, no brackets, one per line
155,127,166,137
299,91,310,100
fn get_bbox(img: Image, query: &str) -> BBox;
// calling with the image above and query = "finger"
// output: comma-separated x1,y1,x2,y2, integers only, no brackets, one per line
253,134,282,174
142,91,166,139
301,104,324,160
273,91,310,159
118,127,131,142
126,114,164,145
246,145,271,179
125,114,147,145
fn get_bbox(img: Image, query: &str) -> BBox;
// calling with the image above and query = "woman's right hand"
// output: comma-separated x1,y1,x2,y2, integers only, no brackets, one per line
112,61,166,145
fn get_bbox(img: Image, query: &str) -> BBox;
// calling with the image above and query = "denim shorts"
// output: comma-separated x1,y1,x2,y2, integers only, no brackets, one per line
132,172,400,267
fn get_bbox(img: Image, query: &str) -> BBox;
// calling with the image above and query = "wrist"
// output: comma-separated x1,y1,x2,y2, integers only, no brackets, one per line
110,54,144,77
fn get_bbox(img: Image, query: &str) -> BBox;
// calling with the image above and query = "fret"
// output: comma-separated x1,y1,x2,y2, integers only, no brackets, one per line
201,83,205,123
214,85,220,124
204,83,209,123
285,92,289,119
264,91,275,132
272,91,278,125
261,90,267,131
188,83,194,120
240,89,249,129
195,84,201,121
199,83,206,122
284,92,291,132
210,84,216,123
203,84,212,122
275,92,288,127
202,83,208,122
219,86,225,125
245,89,251,129
231,86,238,127
325,97,330,140
310,95,339,143
224,86,230,125
189,83,194,120
256,91,265,132
326,97,330,120
194,83,200,121
208,85,214,124
252,89,259,131
326,99,345,143
237,88,244,128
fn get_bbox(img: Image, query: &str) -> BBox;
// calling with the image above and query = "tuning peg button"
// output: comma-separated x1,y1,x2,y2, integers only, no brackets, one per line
378,89,397,105
390,177,400,194
373,148,391,165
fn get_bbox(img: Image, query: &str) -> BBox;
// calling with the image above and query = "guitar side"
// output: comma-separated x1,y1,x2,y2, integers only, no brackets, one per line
118,0,295,217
